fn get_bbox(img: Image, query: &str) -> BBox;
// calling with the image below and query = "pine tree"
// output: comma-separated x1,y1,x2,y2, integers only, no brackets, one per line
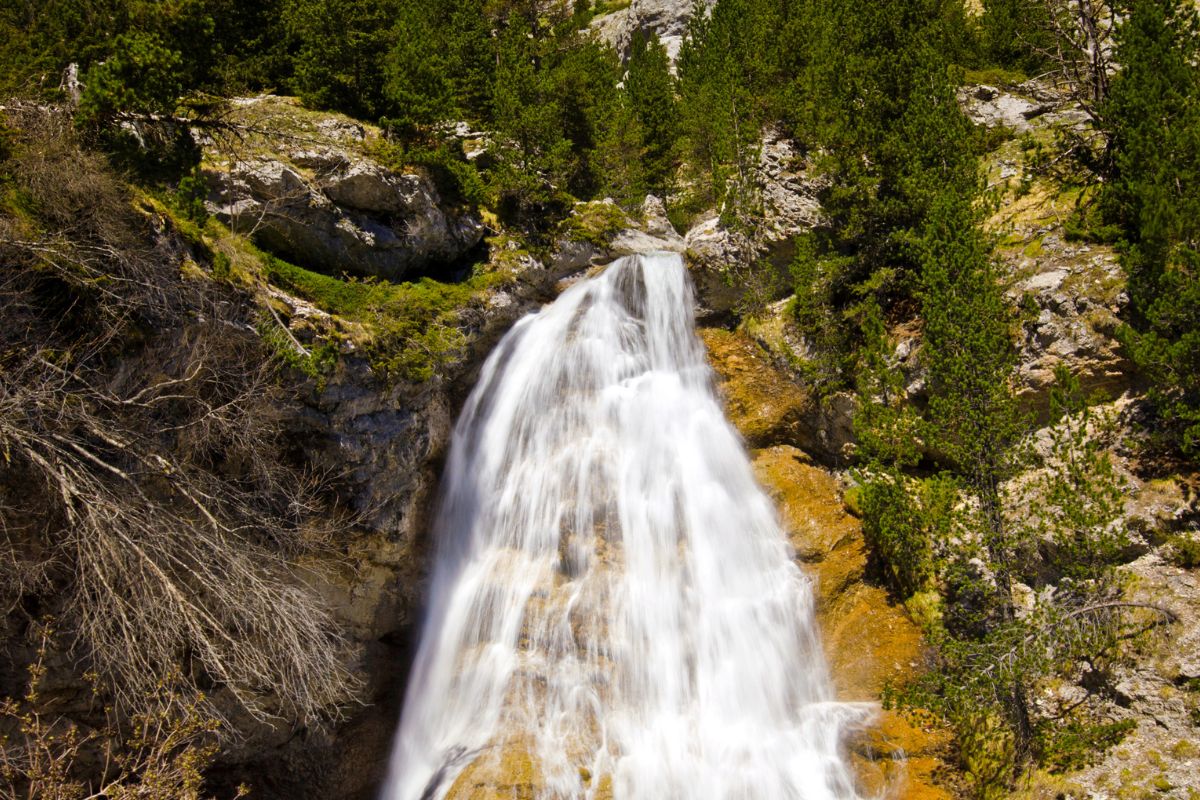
676,0,782,212
1104,0,1200,455
625,31,677,195
284,0,399,119
980,0,1054,73
782,0,979,390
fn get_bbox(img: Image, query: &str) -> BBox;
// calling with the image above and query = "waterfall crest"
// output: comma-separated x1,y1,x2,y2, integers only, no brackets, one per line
384,253,866,800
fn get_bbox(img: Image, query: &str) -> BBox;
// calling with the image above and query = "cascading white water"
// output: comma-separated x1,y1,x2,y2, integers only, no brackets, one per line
383,253,867,800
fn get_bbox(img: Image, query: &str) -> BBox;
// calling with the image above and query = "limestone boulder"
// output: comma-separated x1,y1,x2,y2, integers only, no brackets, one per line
1006,237,1133,419
202,95,484,281
548,196,685,282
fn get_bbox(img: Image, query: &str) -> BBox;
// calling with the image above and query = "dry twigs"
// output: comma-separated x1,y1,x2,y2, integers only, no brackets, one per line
0,107,360,735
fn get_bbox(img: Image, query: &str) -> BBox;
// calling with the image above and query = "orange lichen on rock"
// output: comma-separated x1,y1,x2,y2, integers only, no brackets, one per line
445,744,539,800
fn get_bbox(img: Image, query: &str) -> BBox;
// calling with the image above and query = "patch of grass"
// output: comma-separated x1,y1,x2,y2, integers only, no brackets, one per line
1064,200,1122,244
261,252,506,383
593,0,632,15
842,485,863,517
559,200,630,248
257,311,338,383
962,66,1030,88
1170,739,1199,759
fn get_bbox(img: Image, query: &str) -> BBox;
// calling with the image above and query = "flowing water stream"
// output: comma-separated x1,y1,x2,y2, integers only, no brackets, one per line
383,253,866,800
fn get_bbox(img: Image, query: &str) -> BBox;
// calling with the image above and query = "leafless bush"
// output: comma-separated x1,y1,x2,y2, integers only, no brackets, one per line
1021,0,1119,131
0,107,360,734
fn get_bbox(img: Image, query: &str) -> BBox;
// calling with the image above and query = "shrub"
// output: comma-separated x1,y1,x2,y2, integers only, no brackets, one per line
859,471,955,599
1037,717,1137,774
0,624,248,800
1168,535,1200,569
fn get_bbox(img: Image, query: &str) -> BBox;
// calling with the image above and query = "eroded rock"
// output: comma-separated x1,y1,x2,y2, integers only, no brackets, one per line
202,95,484,281
684,129,825,320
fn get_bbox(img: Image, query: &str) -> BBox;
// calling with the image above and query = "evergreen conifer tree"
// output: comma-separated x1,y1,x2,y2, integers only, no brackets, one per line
625,31,677,195
1104,0,1200,455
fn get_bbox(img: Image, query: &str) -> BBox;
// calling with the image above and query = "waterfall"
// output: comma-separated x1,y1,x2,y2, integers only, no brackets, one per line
383,253,867,800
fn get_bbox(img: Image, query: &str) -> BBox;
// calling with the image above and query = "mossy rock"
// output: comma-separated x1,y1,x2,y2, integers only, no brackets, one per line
558,200,632,249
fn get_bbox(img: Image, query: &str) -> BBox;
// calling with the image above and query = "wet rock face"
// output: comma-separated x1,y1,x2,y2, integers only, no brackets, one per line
205,248,554,800
700,326,856,465
202,96,484,281
700,324,953,796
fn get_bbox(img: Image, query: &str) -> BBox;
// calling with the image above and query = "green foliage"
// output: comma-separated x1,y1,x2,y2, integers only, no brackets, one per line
1030,366,1131,584
381,0,493,133
261,254,483,383
0,120,15,167
852,298,920,465
283,0,398,119
677,0,778,213
592,94,649,207
979,0,1054,74
859,471,956,598
373,138,490,208
625,32,678,195
776,0,981,390
486,13,625,223
77,31,183,125
920,195,1024,492
787,233,856,394
174,167,209,225
0,0,292,100
1103,0,1200,458
256,312,337,383
1037,717,1137,773
1063,198,1122,244
1167,534,1200,568
558,201,630,248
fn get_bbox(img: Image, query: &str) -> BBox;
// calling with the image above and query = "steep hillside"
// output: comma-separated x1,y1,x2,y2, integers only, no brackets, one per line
2,1,1199,799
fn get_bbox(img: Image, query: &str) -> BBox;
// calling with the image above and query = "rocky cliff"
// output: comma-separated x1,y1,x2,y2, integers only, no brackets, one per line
590,0,715,62
213,78,1200,799
202,96,484,282
6,59,1197,798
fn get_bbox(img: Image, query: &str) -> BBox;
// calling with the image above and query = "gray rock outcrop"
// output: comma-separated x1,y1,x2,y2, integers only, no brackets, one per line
202,96,484,281
1006,238,1133,418
684,130,825,319
590,0,715,62
548,195,686,282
